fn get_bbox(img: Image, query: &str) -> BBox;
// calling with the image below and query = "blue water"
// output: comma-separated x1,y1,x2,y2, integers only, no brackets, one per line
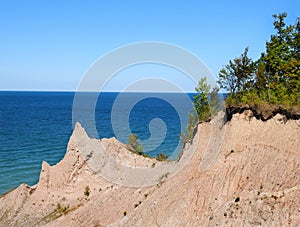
0,91,195,194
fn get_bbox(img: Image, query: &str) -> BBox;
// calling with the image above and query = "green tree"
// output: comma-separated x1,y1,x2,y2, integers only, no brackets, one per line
194,77,211,122
181,78,221,144
293,18,300,59
218,12,300,108
218,47,256,105
259,12,300,104
128,134,143,154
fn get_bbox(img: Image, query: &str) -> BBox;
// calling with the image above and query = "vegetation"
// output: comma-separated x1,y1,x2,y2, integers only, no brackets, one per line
156,153,168,161
182,13,300,143
40,202,84,224
127,134,150,157
181,77,220,143
210,86,221,116
180,109,198,143
218,13,300,109
182,13,299,145
56,203,69,213
127,134,169,161
194,77,211,122
84,186,90,198
157,172,169,187
193,77,220,122
134,201,142,208
128,134,144,154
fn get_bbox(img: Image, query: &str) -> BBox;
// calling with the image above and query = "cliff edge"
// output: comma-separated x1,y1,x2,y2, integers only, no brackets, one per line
0,112,299,226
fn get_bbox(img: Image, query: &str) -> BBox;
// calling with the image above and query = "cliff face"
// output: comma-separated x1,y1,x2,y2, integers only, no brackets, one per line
0,112,299,226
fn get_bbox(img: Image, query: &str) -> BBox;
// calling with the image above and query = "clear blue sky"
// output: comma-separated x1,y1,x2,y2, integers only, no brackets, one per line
0,0,299,91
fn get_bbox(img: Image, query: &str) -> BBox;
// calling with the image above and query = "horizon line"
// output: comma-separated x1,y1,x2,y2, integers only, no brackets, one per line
0,89,201,93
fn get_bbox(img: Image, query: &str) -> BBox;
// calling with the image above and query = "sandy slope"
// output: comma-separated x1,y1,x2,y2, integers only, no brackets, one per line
0,112,299,226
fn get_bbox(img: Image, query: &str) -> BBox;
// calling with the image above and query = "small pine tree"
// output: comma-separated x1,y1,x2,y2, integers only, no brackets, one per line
128,134,143,154
194,77,211,122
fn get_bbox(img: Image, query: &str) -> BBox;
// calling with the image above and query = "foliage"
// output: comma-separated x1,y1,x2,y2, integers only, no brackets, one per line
56,203,69,213
128,134,144,154
156,153,168,161
181,77,221,144
157,172,169,187
127,134,169,161
209,86,221,116
194,77,221,122
84,186,90,197
218,13,300,108
194,77,211,122
218,47,256,105
180,108,198,143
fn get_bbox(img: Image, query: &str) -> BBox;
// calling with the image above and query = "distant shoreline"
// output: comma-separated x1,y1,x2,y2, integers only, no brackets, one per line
0,90,200,94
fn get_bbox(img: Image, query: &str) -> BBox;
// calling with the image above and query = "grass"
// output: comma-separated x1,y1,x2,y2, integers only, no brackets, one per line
157,172,169,187
40,202,83,224
156,153,168,162
84,186,90,198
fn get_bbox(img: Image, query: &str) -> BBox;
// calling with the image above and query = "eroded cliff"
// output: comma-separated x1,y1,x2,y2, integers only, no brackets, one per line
0,112,299,226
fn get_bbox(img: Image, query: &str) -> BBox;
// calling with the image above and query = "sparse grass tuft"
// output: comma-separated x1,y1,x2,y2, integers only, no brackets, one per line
56,203,69,213
84,186,90,198
156,153,168,161
157,172,169,187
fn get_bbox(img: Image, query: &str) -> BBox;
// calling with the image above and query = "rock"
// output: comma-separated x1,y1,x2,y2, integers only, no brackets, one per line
0,115,300,226
273,114,287,124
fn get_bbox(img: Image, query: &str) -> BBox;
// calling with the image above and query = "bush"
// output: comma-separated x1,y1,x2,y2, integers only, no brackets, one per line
219,13,300,109
84,186,90,197
56,203,69,213
156,153,168,161
128,134,143,154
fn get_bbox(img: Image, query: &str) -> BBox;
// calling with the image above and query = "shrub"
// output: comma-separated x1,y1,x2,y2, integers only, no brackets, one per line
56,203,69,213
84,186,90,197
156,153,168,161
181,109,198,143
128,134,143,154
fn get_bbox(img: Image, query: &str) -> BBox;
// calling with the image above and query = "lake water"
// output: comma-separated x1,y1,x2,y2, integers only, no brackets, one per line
0,91,196,194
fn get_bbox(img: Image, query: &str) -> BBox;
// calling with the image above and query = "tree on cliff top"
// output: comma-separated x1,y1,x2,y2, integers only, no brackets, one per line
218,12,300,107
218,47,256,99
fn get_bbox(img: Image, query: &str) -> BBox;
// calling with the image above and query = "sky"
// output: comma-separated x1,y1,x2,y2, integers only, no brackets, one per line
0,0,299,92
